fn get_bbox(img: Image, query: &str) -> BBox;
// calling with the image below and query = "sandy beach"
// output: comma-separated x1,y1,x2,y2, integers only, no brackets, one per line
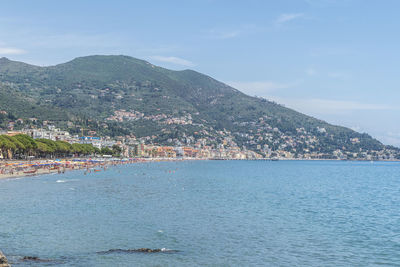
0,158,139,180
0,167,60,180
0,157,190,180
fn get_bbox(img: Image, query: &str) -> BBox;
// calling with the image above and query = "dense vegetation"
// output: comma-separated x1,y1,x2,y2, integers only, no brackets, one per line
0,134,120,159
0,55,395,155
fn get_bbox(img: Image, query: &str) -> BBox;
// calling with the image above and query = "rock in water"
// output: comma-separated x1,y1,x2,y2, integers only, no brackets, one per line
97,248,179,254
0,250,10,267
21,256,52,262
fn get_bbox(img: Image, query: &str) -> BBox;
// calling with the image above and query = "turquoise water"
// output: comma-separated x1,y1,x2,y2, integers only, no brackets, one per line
1,160,400,266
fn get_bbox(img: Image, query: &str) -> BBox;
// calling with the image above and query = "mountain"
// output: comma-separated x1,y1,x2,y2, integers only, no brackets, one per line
0,55,398,159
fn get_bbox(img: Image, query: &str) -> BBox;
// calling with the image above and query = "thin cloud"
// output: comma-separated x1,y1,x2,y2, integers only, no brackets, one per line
217,31,241,39
149,56,195,67
275,13,304,24
205,25,258,40
304,99,396,111
0,46,26,55
32,33,121,48
227,81,299,95
305,68,317,76
381,132,400,147
273,97,399,115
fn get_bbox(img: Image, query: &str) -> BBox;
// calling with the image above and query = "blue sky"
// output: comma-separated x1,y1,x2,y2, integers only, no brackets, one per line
1,0,399,146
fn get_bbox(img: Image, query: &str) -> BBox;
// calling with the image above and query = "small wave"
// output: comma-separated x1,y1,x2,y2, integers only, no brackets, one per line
56,179,79,183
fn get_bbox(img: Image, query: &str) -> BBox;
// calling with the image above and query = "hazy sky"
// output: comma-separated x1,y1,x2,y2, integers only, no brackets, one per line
1,0,399,146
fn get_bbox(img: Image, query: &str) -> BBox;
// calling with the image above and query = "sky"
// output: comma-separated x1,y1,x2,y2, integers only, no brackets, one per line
1,0,399,146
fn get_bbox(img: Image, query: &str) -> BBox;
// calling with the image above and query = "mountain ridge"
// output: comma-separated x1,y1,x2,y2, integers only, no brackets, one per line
0,55,398,159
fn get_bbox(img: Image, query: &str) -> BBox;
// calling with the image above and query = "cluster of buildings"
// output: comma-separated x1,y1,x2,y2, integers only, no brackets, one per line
0,123,264,159
1,113,400,161
1,126,115,151
106,109,193,125
126,143,262,160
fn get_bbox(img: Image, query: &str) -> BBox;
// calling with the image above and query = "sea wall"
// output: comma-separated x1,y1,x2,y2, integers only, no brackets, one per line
0,251,10,267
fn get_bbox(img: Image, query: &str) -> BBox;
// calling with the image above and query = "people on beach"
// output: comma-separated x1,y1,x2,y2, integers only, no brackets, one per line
0,158,142,179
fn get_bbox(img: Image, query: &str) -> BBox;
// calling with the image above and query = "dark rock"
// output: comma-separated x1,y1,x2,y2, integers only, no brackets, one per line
97,248,179,254
0,250,10,267
21,256,52,262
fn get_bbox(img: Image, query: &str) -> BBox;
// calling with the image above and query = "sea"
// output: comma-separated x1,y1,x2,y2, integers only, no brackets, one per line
1,160,400,266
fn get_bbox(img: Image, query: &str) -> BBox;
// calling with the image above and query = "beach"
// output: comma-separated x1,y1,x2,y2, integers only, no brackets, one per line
0,158,137,180
0,157,191,180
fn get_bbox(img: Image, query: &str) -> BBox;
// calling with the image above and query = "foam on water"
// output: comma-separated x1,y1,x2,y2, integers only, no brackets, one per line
56,179,79,183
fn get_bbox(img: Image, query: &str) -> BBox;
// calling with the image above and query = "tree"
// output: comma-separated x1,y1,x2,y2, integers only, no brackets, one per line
100,147,113,155
1,135,25,158
0,135,17,159
55,141,73,157
0,134,98,159
112,144,122,156
14,134,37,157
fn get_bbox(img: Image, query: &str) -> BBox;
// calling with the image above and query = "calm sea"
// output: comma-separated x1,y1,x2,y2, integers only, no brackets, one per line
1,160,400,266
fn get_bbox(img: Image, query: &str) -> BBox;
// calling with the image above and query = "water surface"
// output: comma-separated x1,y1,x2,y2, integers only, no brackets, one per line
1,160,400,266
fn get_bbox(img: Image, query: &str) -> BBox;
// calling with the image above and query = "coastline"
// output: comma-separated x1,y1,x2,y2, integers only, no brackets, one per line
0,167,61,180
1,157,399,181
0,157,194,181
0,158,137,181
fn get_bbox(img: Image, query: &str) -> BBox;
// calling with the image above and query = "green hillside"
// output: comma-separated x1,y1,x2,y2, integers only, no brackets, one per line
0,55,396,158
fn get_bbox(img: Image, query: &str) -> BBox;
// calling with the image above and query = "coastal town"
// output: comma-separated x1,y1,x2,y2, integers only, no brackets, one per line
1,111,399,161
3,2,400,266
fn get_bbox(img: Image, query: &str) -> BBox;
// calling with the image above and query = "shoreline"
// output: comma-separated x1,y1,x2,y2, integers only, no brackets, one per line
1,157,399,181
210,158,400,162
0,158,139,181
0,157,197,181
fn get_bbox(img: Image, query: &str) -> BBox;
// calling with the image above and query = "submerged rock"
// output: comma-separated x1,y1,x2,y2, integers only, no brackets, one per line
0,250,10,267
97,248,179,254
21,256,52,262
